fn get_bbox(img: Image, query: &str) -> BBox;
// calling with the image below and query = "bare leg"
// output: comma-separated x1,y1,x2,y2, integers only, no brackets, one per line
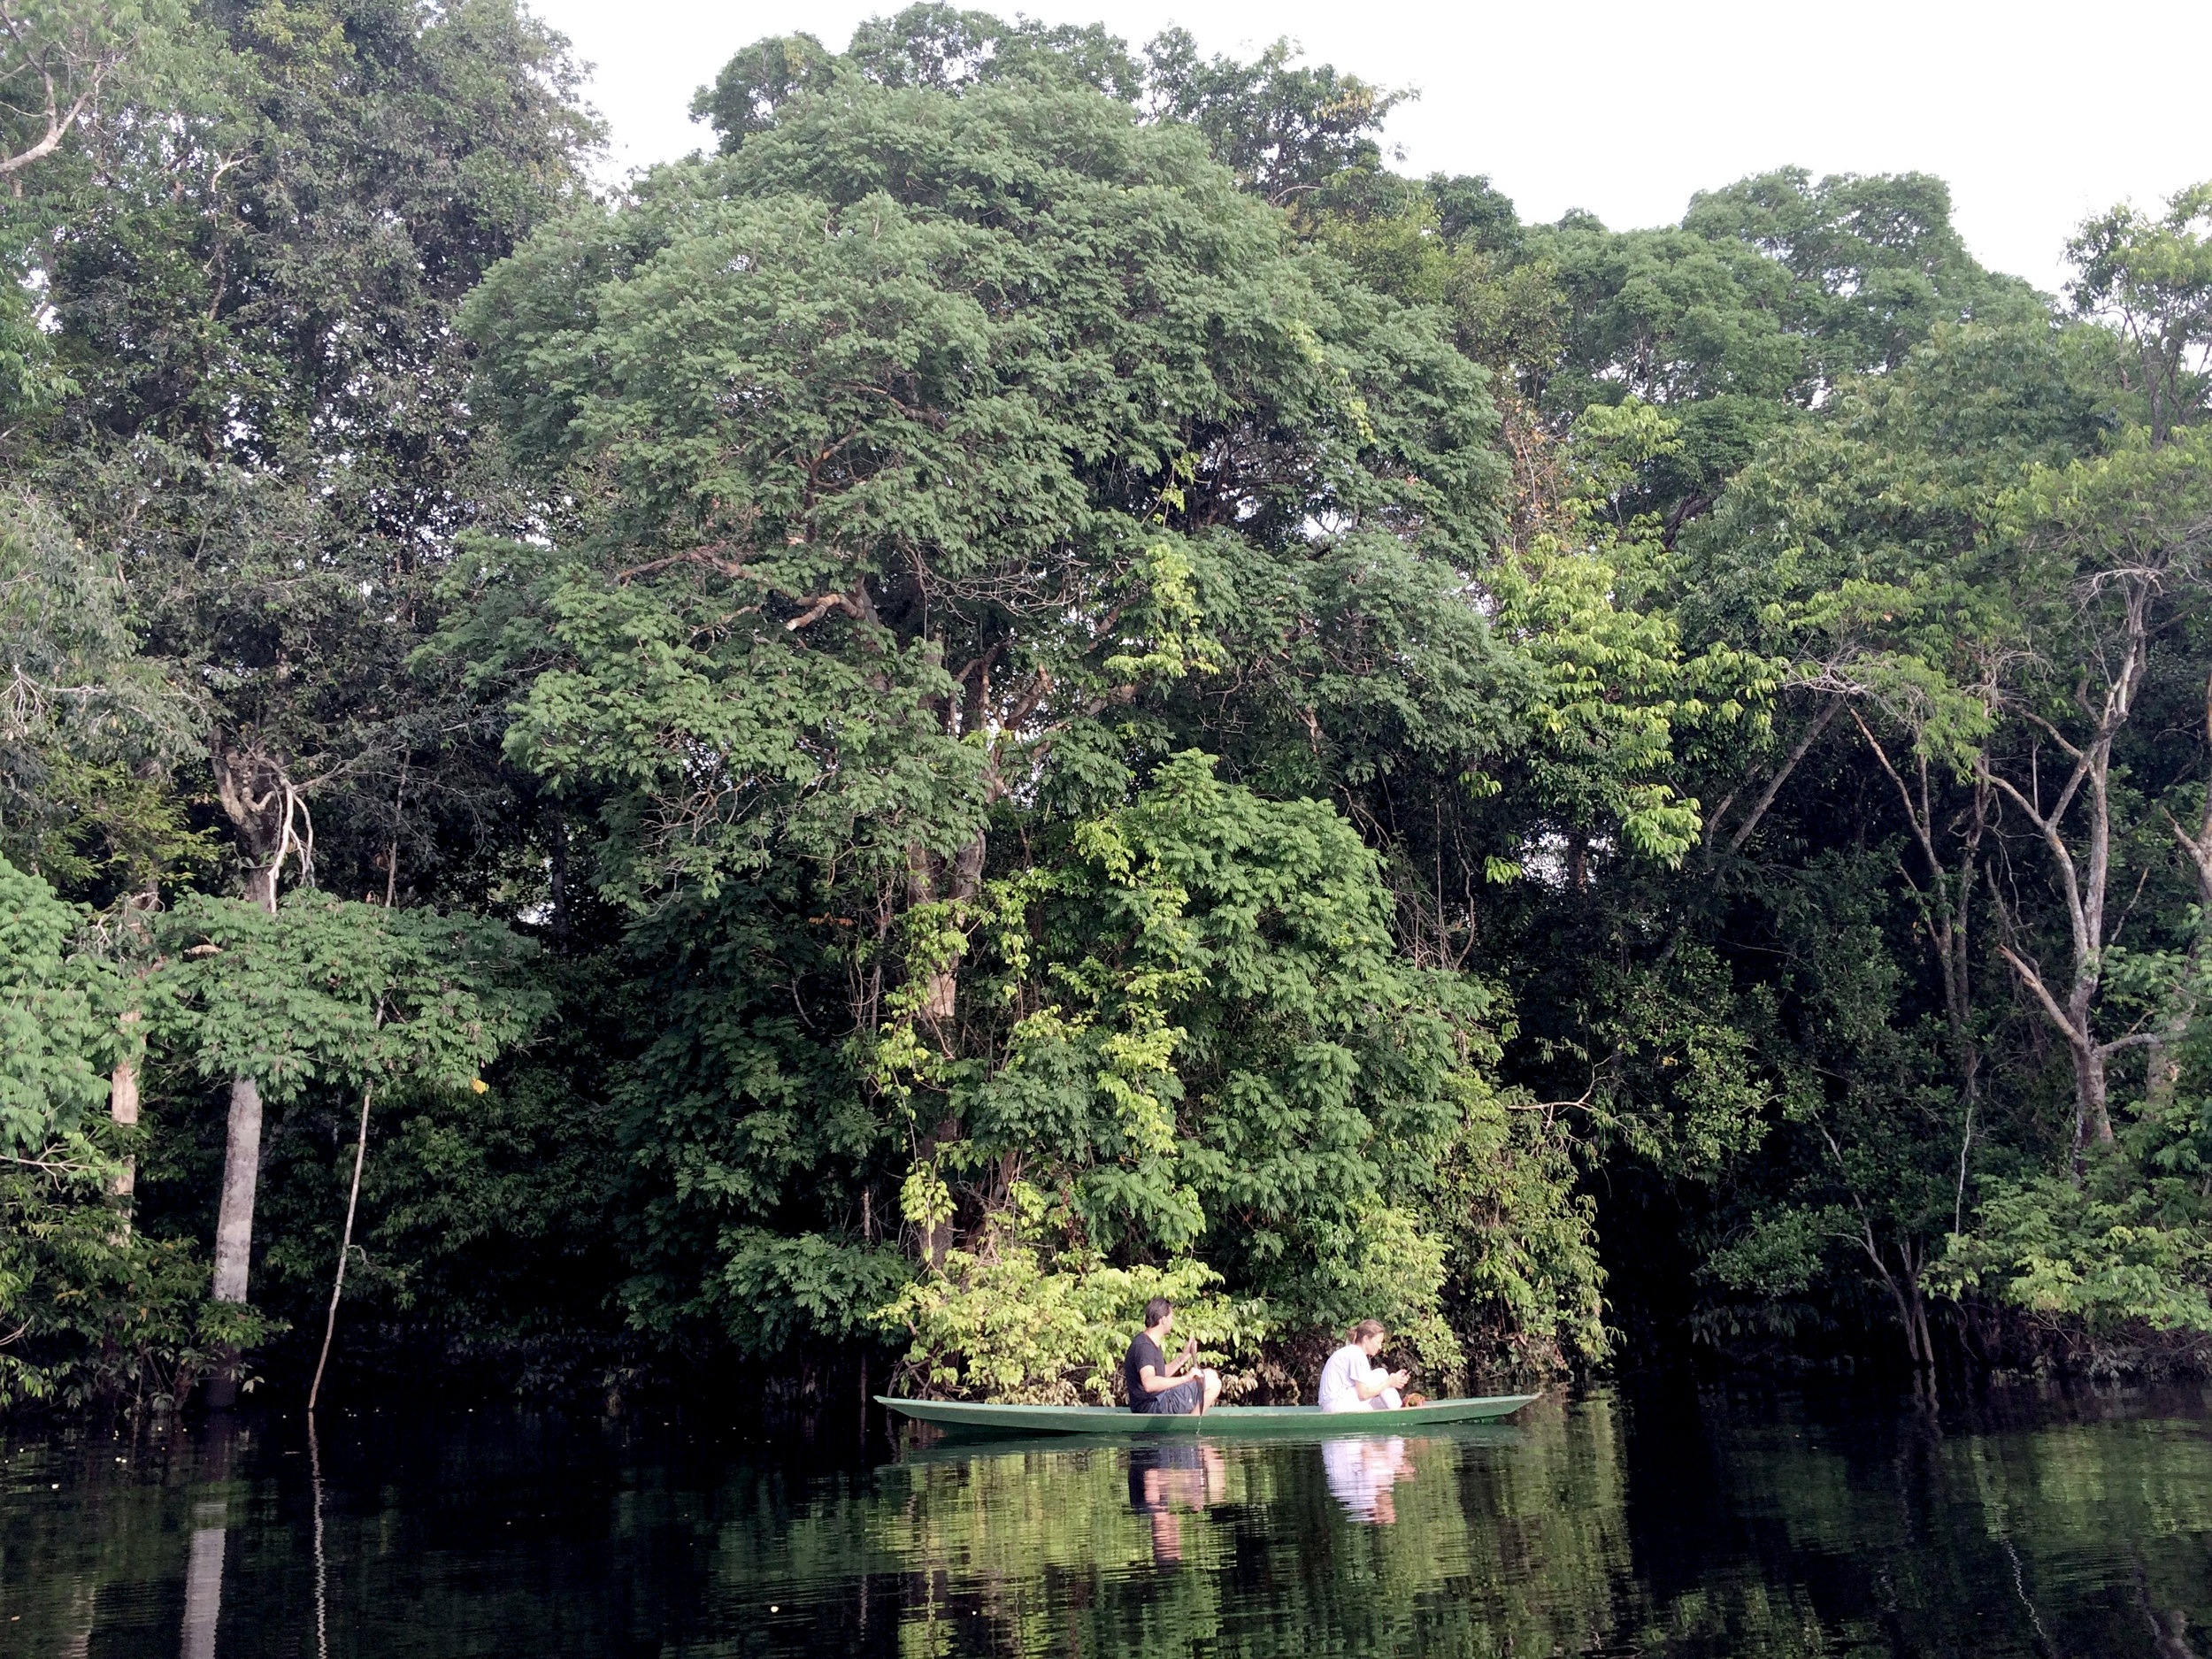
1196,1368,1222,1414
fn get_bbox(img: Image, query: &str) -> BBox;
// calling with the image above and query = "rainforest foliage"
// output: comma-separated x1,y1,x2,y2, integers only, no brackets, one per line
6,0,2212,1411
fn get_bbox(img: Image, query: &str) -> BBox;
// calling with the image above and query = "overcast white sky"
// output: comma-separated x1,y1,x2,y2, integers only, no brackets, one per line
526,0,2212,298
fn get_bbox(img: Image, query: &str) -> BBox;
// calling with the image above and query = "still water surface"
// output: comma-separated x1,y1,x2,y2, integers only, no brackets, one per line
2,1384,2208,1656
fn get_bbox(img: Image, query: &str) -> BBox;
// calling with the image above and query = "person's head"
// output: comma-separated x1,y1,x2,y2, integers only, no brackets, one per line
1350,1317,1387,1356
1145,1297,1173,1335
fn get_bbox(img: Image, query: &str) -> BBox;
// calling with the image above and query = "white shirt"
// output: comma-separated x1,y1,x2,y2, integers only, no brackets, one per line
1317,1343,1397,1412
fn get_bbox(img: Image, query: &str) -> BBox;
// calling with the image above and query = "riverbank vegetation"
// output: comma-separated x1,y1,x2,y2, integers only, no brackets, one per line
5,0,2212,1412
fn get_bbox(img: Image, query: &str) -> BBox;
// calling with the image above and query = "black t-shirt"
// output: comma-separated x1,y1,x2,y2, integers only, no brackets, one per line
1124,1332,1167,1412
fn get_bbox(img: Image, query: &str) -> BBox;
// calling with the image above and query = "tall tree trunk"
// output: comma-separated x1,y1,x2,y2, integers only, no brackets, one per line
2070,1039,2111,1157
920,1114,959,1266
108,1015,138,1232
201,1074,265,1408
204,852,281,1409
107,881,159,1236
1984,576,2154,1157
210,1076,265,1309
1855,715,1991,1231
546,803,570,951
892,629,1000,1266
2151,670,2212,1112
904,831,987,1025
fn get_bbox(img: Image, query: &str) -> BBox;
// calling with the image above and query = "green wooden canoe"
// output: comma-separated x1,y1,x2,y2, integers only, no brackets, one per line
876,1393,1540,1436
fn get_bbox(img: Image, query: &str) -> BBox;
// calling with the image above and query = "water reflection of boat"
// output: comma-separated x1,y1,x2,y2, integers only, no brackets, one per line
878,1393,1539,1436
1322,1435,1417,1524
888,1421,1525,1466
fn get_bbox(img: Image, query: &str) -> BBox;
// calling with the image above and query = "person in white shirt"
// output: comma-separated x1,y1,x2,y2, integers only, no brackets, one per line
1317,1319,1410,1412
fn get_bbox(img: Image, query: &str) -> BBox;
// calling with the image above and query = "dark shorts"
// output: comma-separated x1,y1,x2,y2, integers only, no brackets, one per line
1133,1376,1205,1415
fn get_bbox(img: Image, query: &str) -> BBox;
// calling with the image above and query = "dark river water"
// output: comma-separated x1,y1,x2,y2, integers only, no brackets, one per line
2,1383,2208,1657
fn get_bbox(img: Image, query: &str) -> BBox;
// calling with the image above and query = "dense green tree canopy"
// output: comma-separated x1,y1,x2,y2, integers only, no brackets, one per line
5,0,2212,1413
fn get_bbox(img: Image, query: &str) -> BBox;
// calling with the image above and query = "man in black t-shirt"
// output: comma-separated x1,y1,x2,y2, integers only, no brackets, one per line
1123,1297,1222,1414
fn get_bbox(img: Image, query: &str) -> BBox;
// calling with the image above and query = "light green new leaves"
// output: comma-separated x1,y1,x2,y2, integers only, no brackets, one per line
0,857,121,1164
866,752,1594,1390
1493,401,1773,860
1935,1171,2212,1334
871,795,1210,1257
155,893,547,1102
882,1193,1265,1403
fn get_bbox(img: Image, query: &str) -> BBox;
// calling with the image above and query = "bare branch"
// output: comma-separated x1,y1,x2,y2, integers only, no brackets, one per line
1722,695,1843,856
1995,943,2090,1053
784,591,860,632
614,546,754,586
1850,707,1942,878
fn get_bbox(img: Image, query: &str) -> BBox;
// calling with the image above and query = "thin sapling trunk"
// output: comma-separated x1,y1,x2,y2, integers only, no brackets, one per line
306,1079,373,1413
309,998,388,1412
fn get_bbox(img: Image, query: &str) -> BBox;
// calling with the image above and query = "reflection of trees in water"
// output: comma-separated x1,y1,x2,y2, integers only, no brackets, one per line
826,1402,1647,1655
2,1394,2209,1655
1610,1392,2212,1659
820,1394,2212,1657
4,1416,244,1658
